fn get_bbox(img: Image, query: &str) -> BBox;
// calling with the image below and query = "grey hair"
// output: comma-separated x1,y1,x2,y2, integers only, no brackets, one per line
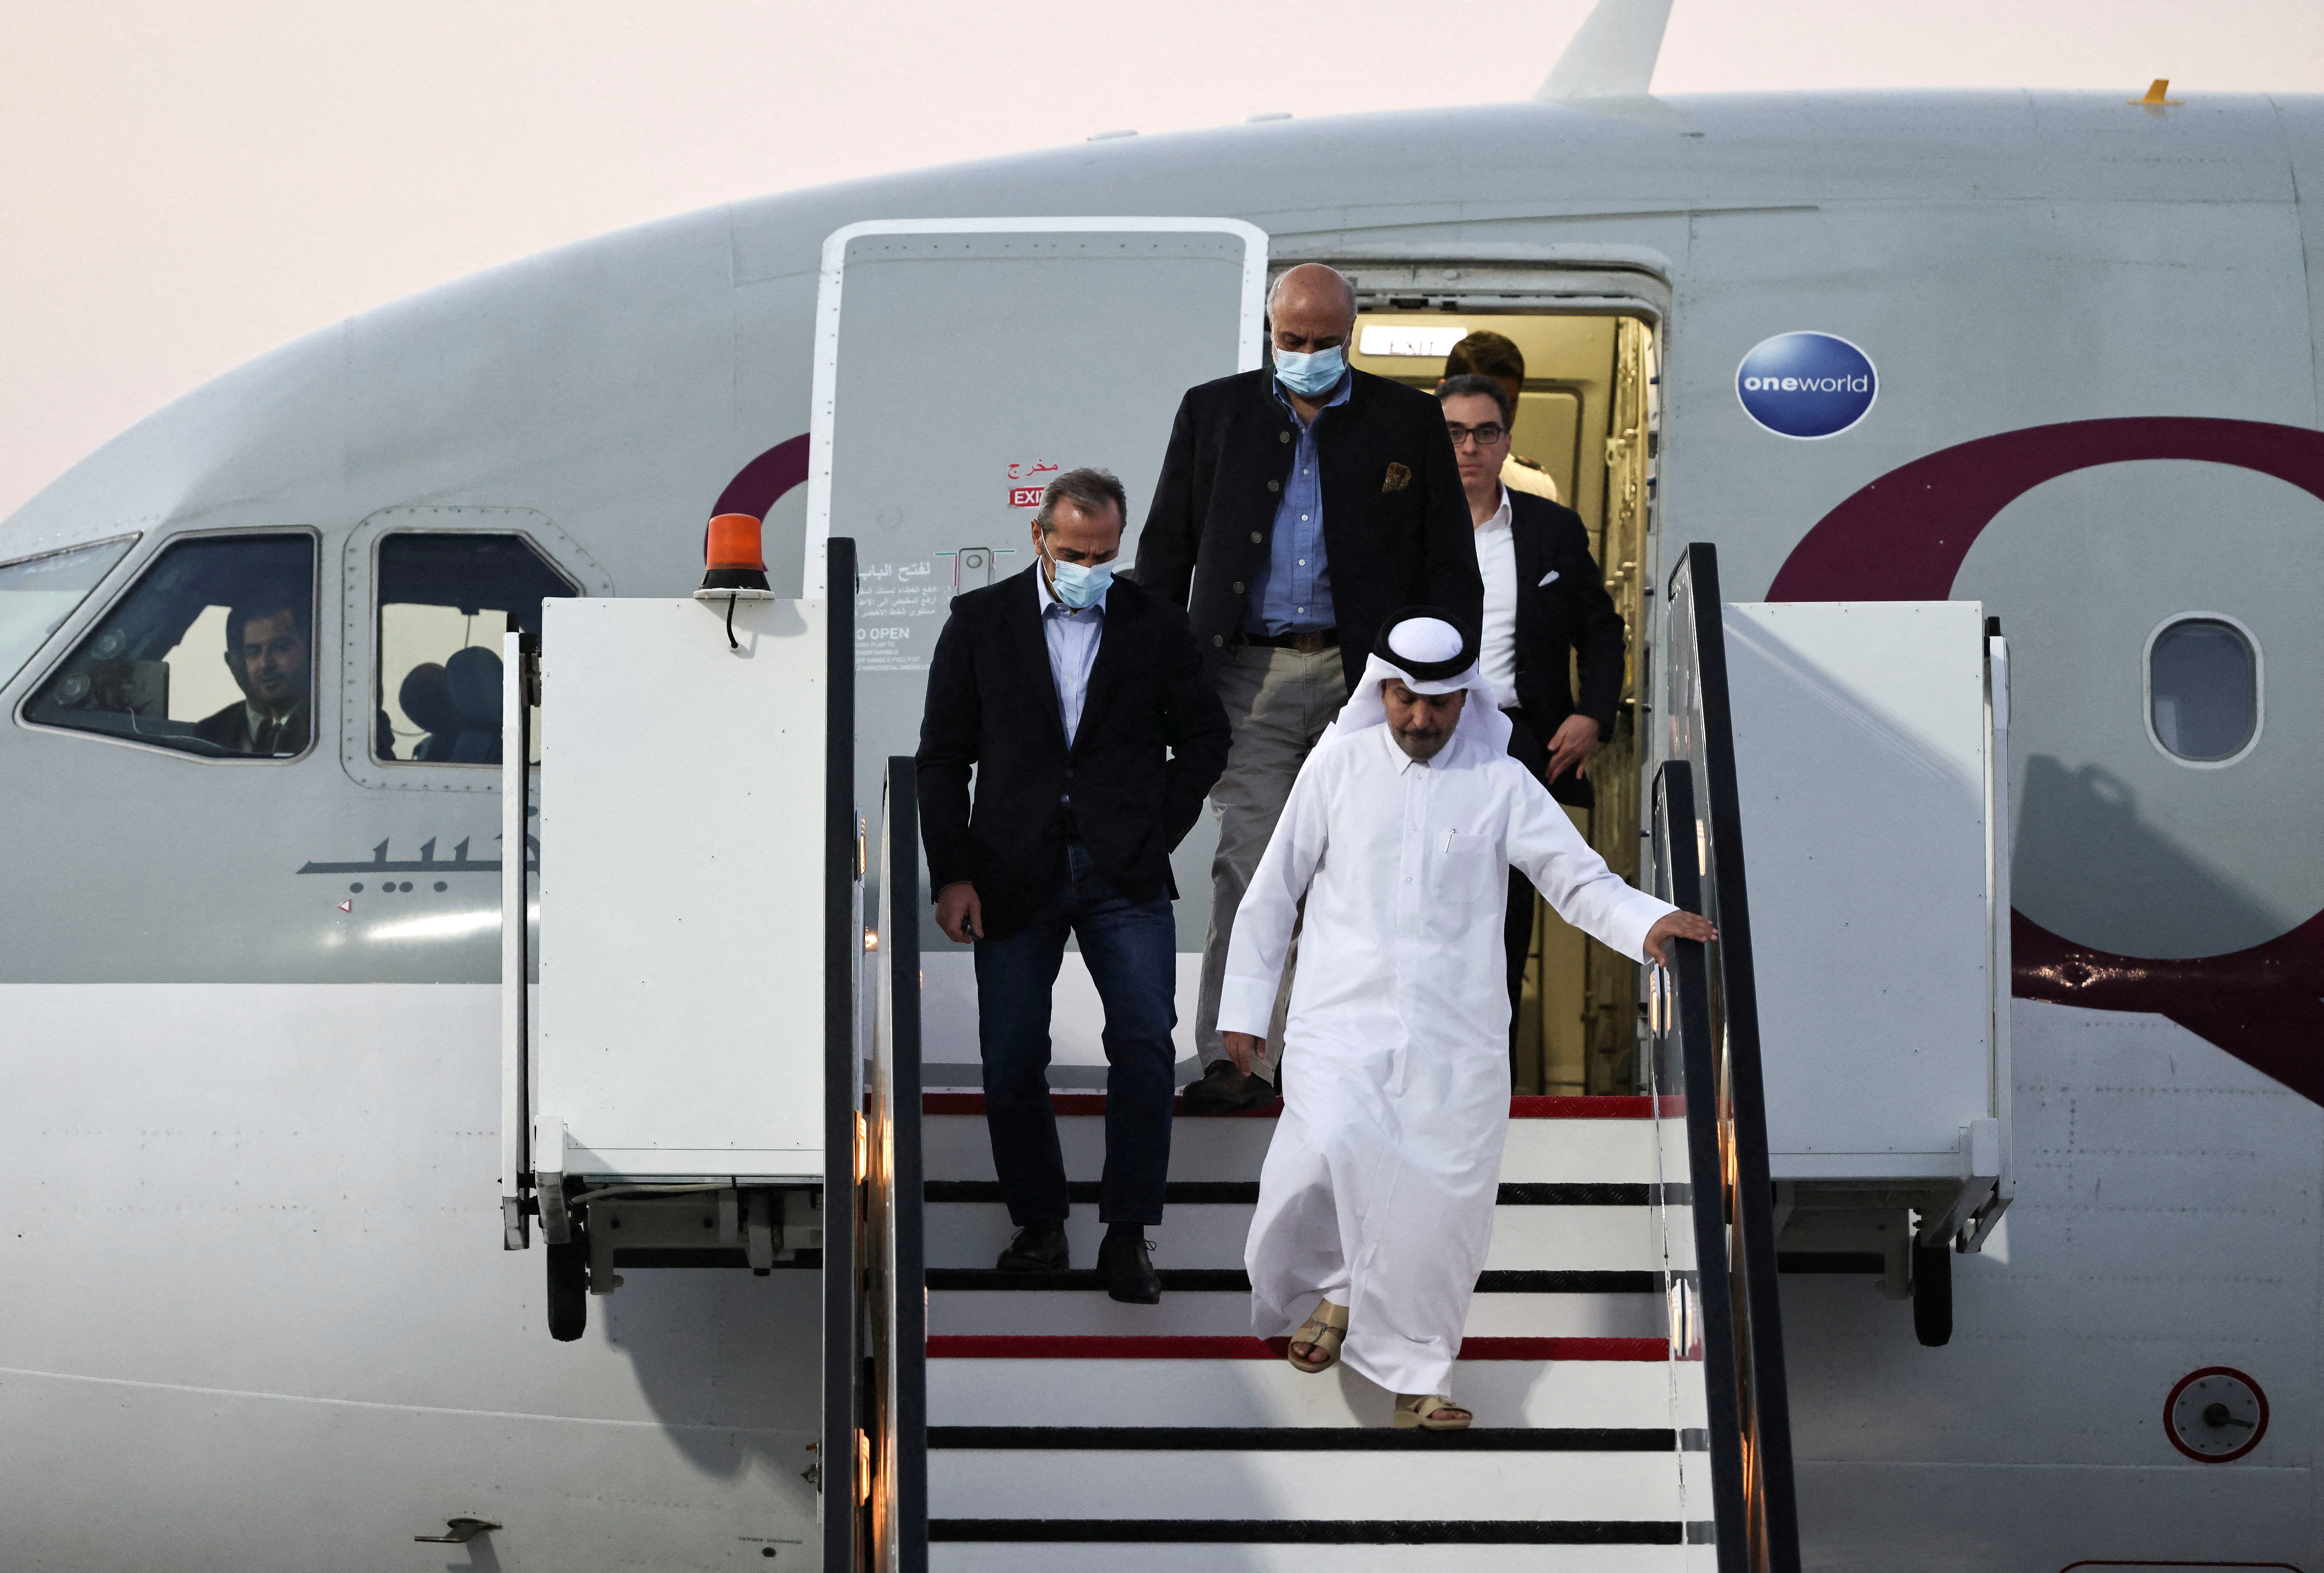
1036,467,1129,535
1437,372,1514,428
1265,265,1357,325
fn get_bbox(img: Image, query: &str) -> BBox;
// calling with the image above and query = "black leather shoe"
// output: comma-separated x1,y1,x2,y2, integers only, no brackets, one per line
997,1220,1069,1272
1179,1060,1275,1116
1098,1230,1161,1304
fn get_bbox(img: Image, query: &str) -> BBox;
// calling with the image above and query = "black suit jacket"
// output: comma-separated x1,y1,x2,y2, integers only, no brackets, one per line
1133,368,1482,690
195,699,310,757
1506,490,1627,808
916,567,1231,941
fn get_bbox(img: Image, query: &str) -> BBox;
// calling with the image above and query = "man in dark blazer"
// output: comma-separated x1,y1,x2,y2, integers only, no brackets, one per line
917,468,1230,1304
1134,263,1481,1113
195,593,313,757
1437,373,1627,1036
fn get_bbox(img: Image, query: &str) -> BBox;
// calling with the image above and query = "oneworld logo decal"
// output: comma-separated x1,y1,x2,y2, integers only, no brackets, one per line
1736,332,1877,439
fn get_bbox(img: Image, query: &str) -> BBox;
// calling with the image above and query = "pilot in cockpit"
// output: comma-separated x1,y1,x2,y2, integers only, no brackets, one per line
195,592,312,757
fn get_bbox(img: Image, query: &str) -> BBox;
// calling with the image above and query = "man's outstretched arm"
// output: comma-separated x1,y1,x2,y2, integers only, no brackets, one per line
1504,766,1709,964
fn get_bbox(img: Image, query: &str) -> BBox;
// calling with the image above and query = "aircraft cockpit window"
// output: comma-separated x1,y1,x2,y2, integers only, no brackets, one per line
376,533,577,765
22,533,317,759
2148,616,2260,764
0,535,136,688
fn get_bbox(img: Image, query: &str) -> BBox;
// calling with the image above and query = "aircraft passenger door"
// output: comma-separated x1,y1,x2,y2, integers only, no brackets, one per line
807,217,1266,1074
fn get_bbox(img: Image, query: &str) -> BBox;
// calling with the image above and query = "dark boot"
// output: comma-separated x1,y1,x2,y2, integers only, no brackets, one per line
997,1219,1069,1272
1178,1059,1274,1116
1097,1225,1161,1304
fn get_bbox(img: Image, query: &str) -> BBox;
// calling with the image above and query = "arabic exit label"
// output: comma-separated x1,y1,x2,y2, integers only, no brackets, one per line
1735,332,1877,439
1007,460,1059,507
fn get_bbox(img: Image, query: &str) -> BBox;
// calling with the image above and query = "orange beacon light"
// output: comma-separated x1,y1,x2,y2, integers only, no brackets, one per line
699,512,772,595
696,512,774,647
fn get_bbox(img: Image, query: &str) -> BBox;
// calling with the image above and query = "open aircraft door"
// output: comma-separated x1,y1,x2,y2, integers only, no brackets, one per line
806,216,1268,1080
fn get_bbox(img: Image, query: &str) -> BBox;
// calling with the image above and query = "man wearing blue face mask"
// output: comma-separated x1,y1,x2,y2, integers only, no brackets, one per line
918,468,1231,1303
1135,263,1480,1113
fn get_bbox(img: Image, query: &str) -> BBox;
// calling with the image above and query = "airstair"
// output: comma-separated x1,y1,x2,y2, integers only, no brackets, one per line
848,544,1801,1572
507,535,2014,1571
916,1091,1705,1563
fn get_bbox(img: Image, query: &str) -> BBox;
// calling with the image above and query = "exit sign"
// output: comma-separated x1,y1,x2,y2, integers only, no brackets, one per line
1009,486,1043,508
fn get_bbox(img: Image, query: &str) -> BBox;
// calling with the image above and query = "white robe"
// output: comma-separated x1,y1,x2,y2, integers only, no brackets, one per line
1218,722,1674,1397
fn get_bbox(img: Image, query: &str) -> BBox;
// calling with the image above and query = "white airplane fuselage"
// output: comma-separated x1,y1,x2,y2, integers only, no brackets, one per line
2,90,2319,1571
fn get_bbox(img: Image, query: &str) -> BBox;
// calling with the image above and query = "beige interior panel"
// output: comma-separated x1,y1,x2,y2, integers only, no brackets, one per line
1347,307,1650,1094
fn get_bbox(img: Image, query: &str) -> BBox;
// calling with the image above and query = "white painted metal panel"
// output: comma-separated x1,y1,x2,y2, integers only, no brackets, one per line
536,597,826,1178
1721,601,1993,1170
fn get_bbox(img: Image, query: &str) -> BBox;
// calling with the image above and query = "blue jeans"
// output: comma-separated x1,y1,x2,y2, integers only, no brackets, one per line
973,840,1178,1226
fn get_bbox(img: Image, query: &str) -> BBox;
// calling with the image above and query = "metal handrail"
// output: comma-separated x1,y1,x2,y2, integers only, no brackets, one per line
867,758,928,1571
823,537,860,1573
1651,542,1801,1572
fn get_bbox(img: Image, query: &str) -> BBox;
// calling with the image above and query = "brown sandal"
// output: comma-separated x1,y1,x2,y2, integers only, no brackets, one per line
1286,1298,1348,1374
1392,1393,1473,1431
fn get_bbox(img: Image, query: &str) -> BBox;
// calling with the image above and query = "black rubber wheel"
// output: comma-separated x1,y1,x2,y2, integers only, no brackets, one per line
546,1230,589,1342
1911,1240,1952,1347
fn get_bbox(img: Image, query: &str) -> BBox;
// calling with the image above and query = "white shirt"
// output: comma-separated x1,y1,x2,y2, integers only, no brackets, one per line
1473,487,1518,711
1034,562,1107,746
1220,722,1669,1062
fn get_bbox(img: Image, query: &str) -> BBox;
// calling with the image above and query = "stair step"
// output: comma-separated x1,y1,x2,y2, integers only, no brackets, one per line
922,1094,1668,1119
931,1444,1683,1520
928,1269,1657,1294
929,1296,1663,1342
928,1518,1688,1544
925,1202,1660,1271
931,1546,1689,1572
923,1112,1659,1186
929,1335,1670,1359
928,1342,1703,1430
930,1425,1697,1451
925,1181,1670,1205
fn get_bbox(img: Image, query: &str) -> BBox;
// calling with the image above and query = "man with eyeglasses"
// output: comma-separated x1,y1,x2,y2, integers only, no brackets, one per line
1442,330,1561,503
1437,372,1626,1043
1137,263,1479,1113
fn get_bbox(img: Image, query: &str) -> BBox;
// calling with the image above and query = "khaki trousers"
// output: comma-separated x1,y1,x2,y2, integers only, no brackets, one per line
1194,643,1351,1079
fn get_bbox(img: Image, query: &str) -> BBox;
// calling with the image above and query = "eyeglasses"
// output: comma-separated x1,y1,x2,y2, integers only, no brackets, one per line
1445,423,1507,448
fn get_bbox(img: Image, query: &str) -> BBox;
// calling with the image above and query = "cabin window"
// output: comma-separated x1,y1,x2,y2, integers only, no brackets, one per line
2147,615,2259,764
0,535,136,687
375,532,576,764
22,533,317,759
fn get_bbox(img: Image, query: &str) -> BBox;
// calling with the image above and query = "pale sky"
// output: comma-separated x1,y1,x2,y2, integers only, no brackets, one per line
5,0,2321,523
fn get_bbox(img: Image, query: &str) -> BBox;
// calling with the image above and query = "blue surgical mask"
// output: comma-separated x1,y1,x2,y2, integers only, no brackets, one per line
1273,343,1347,399
1045,552,1114,609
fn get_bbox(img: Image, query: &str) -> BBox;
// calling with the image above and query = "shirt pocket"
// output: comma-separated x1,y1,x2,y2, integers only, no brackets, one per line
1428,826,1499,906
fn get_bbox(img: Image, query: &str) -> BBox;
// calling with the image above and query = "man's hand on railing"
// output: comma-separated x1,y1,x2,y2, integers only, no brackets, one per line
935,881,984,944
1642,910,1718,967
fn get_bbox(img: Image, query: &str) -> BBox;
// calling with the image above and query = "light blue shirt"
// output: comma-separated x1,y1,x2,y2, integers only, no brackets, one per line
1036,564,1107,748
1246,372,1351,635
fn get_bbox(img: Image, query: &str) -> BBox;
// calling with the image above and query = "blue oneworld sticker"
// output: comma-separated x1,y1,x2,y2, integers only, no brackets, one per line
1736,332,1877,439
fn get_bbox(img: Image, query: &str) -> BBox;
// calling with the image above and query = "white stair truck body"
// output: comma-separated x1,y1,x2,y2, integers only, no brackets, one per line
533,595,830,1182
1718,600,2012,1260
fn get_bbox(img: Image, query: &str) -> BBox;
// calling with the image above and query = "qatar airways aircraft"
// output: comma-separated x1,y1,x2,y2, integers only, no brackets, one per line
1,0,2318,1567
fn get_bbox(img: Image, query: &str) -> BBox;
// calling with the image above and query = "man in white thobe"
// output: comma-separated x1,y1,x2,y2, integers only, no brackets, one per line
1219,609,1713,1427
